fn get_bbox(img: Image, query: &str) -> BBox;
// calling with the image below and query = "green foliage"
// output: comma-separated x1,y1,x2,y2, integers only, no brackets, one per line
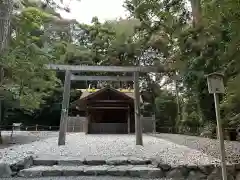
1,1,60,112
155,90,177,131
125,0,240,136
2,0,240,136
0,2,143,125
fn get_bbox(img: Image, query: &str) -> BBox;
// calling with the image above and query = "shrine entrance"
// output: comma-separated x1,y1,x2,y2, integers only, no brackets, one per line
46,64,167,145
73,87,135,134
89,109,128,134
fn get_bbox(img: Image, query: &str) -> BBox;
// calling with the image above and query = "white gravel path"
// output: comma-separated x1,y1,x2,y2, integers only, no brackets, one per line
154,133,240,164
0,133,220,166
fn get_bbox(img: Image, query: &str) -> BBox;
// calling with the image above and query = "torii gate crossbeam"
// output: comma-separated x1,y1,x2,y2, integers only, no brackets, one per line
71,75,134,81
46,64,166,73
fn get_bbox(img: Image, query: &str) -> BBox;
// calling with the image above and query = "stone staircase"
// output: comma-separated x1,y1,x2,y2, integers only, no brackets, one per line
17,155,163,178
10,155,236,179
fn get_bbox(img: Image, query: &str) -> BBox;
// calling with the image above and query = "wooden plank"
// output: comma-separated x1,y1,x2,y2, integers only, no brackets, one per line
71,75,134,81
58,70,71,146
46,64,167,73
134,72,143,145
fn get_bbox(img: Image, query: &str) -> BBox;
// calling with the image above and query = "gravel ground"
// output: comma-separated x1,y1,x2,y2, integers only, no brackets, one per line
1,177,170,180
153,133,240,164
0,131,58,149
0,133,220,166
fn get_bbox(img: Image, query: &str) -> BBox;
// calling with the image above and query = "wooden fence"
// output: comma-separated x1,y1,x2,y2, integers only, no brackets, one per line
141,115,156,133
67,116,88,133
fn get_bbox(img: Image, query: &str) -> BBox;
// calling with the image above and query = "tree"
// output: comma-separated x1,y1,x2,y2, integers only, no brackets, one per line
0,1,63,132
2,0,240,138
0,3,145,125
124,0,240,136
0,0,14,143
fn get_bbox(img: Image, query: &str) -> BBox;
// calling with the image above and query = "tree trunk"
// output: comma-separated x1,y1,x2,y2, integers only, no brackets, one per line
175,79,181,123
182,101,187,121
0,66,4,144
190,0,202,27
0,0,13,144
190,0,204,125
196,94,204,124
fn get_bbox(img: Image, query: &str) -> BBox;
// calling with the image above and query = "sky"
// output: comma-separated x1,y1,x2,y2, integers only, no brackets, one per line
59,0,128,24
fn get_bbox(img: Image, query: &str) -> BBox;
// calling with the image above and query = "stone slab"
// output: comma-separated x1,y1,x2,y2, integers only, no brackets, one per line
58,158,84,166
11,156,33,171
41,166,62,177
207,167,235,180
0,176,175,180
84,156,106,165
187,170,206,180
17,165,165,178
34,156,85,166
128,157,151,165
0,163,13,178
18,166,47,177
42,169,62,177
18,166,84,177
166,168,188,179
84,165,110,175
198,164,215,175
106,156,129,165
106,156,151,166
61,166,85,176
129,166,164,178
108,165,134,176
158,163,172,171
33,155,58,166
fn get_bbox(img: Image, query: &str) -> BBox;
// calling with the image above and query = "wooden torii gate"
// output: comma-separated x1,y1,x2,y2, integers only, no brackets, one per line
46,64,167,146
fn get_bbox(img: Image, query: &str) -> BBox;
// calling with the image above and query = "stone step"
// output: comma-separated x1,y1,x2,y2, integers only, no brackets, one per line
18,165,163,178
2,176,172,180
33,155,151,166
